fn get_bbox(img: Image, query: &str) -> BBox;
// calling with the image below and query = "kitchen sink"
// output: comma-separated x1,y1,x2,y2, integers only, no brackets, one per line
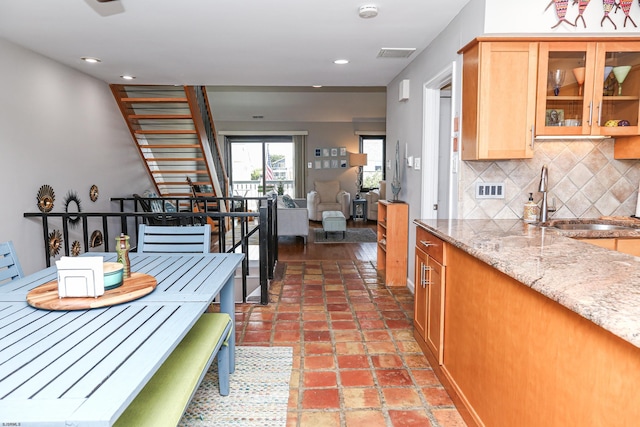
541,219,638,231
550,223,634,231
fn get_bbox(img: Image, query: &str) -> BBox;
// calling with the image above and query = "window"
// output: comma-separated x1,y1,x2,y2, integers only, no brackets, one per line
360,136,385,191
225,136,298,207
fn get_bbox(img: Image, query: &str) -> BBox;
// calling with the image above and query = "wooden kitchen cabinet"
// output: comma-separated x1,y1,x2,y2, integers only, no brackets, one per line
461,40,538,160
414,226,446,364
537,41,640,138
579,237,640,257
377,201,408,287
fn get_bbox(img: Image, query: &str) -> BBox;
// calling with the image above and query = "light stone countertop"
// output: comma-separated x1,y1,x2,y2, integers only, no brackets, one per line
414,219,640,349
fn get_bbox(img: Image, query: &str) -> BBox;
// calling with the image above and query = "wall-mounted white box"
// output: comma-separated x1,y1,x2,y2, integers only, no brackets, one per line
399,79,410,101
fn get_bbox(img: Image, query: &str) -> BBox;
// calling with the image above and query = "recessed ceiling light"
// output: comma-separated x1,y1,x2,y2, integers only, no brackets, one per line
81,57,101,63
358,5,378,18
120,75,135,80
312,85,323,88
334,59,349,65
252,115,264,119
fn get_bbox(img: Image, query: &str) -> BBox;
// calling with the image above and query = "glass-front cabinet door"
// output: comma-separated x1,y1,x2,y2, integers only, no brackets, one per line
536,42,596,136
593,42,640,136
537,41,640,137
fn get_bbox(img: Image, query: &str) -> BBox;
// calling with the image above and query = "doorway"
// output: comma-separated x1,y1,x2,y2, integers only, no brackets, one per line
422,62,457,220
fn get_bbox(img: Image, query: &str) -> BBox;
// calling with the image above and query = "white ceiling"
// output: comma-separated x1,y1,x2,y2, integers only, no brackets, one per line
0,0,470,87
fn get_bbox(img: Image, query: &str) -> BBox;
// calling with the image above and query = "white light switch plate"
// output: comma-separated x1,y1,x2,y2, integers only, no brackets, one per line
414,157,421,170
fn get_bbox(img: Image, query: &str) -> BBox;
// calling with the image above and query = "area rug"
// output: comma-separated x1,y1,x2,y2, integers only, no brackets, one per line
313,227,377,243
180,346,293,427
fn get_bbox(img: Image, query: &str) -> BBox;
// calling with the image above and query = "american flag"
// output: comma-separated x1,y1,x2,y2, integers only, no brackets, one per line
265,145,274,181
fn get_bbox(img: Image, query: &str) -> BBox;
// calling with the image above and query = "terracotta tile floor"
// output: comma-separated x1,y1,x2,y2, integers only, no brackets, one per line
233,260,467,427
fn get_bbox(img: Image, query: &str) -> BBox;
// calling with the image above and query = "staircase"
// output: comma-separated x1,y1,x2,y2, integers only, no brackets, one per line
109,85,228,211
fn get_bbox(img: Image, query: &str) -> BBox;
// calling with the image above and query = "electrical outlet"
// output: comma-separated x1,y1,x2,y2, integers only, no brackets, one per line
475,182,505,199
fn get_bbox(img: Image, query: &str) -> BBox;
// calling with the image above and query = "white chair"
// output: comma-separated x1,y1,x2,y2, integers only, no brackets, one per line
0,241,24,284
307,180,351,221
137,225,211,254
365,180,386,221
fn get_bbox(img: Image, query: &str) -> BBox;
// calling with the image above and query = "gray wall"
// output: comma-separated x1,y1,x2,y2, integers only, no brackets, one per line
385,0,487,290
0,38,152,274
216,120,386,196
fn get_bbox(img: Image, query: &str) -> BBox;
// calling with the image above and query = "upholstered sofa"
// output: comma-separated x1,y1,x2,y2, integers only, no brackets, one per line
364,180,386,221
273,195,309,244
307,180,351,221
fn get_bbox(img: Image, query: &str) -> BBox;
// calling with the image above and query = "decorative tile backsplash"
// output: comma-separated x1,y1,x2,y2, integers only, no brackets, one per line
460,139,640,220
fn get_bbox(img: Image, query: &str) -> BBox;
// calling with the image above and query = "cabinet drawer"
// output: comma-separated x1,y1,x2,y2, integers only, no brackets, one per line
416,226,445,265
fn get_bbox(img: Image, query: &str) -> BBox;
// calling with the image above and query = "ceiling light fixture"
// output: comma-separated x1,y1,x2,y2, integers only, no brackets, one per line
120,75,135,80
358,5,378,18
312,85,323,88
81,57,101,63
334,59,349,65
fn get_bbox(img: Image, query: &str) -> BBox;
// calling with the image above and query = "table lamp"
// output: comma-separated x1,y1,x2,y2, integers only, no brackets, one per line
349,152,368,198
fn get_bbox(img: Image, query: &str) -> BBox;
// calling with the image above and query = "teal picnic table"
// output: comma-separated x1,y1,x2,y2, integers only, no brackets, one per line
0,252,243,426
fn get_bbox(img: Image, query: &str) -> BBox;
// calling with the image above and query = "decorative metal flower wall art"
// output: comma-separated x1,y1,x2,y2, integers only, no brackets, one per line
64,191,82,228
48,230,63,257
37,185,55,213
90,185,99,202
71,240,81,257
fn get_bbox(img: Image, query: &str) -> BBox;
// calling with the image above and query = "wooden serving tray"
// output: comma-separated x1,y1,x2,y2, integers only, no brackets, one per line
27,272,157,311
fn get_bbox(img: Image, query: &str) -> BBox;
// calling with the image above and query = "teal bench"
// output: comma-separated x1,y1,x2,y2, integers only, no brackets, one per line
114,313,233,427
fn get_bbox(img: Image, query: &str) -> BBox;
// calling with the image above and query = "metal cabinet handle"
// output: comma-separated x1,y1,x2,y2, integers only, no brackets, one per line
530,125,535,150
420,240,436,247
422,264,431,287
597,101,602,127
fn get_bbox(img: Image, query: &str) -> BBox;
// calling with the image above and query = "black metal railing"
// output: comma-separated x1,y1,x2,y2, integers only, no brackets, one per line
194,85,228,197
23,195,278,304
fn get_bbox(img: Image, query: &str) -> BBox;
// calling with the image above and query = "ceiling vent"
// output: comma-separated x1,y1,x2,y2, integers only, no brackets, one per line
377,48,416,59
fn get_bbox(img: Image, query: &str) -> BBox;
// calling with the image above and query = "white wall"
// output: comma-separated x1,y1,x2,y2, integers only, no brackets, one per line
385,0,486,290
0,38,152,275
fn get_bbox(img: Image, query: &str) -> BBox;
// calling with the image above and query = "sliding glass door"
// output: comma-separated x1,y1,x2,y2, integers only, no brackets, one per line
226,137,297,206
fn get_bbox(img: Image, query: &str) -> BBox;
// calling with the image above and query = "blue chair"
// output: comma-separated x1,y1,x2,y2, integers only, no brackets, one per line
137,224,211,254
0,241,24,284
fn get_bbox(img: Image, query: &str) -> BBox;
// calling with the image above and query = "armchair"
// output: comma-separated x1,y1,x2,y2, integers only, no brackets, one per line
307,180,351,221
365,180,386,221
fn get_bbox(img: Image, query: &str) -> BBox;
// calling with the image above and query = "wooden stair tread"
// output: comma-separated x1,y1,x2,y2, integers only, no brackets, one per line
140,144,201,149
145,157,205,162
151,170,208,174
128,114,192,119
120,97,188,103
134,130,196,135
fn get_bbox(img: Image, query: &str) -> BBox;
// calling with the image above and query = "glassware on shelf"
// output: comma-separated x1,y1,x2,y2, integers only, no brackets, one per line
572,67,585,96
613,65,632,96
548,69,566,96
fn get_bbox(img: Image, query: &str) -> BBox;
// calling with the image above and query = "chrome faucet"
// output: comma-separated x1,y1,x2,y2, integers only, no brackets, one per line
538,165,550,223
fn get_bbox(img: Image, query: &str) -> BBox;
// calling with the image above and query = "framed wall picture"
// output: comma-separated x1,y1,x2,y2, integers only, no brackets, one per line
323,159,330,168
340,159,347,168
331,148,338,157
331,159,339,168
315,148,322,157
339,147,347,156
322,148,330,157
315,160,322,169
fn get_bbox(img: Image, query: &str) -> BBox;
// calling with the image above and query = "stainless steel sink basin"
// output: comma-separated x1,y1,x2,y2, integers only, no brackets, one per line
550,223,634,231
